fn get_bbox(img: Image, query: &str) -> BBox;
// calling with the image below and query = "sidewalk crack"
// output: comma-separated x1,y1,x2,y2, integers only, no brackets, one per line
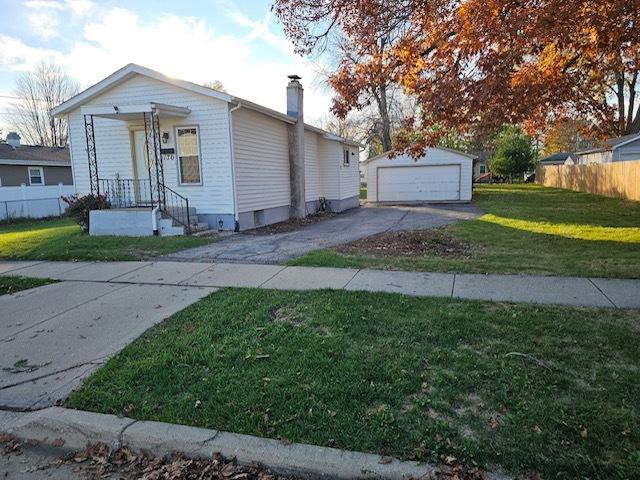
588,278,617,308
343,269,362,290
118,419,138,448
451,274,456,297
257,266,288,288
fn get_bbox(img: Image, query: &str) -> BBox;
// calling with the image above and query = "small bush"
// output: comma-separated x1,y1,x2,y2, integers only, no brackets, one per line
62,194,110,232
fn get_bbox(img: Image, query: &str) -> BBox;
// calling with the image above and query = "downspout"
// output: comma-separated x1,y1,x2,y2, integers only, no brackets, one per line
151,205,160,236
228,102,242,232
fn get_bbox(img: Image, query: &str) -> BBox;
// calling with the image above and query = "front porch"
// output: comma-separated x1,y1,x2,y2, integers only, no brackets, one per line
82,102,199,236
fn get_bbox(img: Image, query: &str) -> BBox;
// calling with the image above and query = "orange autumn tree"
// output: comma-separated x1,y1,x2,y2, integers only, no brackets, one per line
274,0,640,155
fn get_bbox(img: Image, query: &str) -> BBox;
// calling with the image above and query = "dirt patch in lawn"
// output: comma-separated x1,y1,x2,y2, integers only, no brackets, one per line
269,305,307,326
333,227,473,258
246,212,336,235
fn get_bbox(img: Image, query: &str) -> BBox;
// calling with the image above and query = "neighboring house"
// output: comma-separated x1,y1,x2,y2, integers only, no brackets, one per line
51,64,360,236
0,134,72,187
0,133,74,220
473,158,489,181
364,147,475,203
538,151,577,166
576,133,640,164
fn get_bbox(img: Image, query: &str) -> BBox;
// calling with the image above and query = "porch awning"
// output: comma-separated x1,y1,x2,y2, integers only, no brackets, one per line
80,102,190,121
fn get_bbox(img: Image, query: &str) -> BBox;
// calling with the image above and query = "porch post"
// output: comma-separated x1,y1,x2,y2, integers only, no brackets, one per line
151,110,165,209
143,112,155,207
83,114,100,195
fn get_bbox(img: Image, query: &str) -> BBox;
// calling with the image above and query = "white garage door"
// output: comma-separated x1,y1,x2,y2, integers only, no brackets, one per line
377,165,461,202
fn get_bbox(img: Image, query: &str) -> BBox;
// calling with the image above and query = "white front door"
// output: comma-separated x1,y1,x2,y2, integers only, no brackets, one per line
133,131,150,182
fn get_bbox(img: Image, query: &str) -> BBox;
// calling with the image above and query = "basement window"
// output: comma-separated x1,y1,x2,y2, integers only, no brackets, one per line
28,167,44,185
343,148,350,166
176,126,202,184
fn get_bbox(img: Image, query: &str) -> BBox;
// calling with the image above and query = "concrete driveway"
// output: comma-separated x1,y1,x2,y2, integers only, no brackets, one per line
164,203,482,264
0,275,215,410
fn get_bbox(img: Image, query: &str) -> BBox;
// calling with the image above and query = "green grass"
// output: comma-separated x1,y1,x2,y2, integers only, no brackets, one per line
67,288,640,479
0,276,54,295
0,218,212,261
360,184,367,199
290,184,640,278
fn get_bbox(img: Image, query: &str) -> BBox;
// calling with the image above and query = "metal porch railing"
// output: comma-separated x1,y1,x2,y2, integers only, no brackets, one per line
99,178,191,234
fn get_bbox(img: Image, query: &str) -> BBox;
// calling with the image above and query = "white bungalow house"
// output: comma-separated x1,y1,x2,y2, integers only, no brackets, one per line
51,64,360,235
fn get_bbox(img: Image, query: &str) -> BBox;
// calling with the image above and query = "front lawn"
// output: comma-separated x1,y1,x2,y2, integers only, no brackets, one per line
0,218,212,261
0,276,54,295
290,184,640,278
67,288,640,479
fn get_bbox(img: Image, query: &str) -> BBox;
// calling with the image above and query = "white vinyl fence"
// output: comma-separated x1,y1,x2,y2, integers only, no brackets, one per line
0,184,75,221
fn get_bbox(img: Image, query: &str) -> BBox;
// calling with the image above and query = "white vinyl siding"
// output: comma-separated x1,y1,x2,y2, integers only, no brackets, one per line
339,145,360,200
304,131,321,202
317,138,340,199
367,148,472,202
66,74,233,215
233,108,290,212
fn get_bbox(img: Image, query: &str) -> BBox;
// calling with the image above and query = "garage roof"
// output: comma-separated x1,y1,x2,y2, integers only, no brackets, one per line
361,146,477,165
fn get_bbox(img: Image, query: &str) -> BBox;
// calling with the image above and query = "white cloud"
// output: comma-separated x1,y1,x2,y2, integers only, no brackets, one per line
65,0,94,16
0,34,64,71
0,5,333,123
27,11,60,40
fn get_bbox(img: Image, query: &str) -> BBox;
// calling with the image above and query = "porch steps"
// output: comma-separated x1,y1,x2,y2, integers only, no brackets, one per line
158,209,209,236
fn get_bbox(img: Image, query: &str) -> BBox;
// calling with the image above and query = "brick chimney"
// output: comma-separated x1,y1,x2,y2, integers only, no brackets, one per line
287,75,306,218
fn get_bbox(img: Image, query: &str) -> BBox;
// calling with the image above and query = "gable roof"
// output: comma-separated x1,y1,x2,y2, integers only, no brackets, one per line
0,144,70,164
361,146,477,165
51,63,360,147
577,132,640,155
539,151,575,164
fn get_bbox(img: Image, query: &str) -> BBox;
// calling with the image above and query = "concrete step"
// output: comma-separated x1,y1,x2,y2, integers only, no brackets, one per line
158,217,185,237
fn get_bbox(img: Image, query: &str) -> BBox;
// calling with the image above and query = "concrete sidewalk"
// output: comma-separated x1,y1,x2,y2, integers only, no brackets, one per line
0,275,215,410
2,260,639,309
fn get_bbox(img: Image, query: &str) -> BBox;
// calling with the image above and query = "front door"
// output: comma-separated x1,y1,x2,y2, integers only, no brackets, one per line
132,131,151,204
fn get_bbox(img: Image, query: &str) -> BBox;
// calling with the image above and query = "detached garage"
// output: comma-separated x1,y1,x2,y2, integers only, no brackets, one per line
364,147,475,203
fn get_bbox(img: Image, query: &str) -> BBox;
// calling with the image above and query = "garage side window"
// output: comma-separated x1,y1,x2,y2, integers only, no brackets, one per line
343,148,350,166
28,167,44,185
176,126,202,185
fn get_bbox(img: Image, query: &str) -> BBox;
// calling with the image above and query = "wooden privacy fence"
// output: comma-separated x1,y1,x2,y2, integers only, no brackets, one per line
536,160,640,201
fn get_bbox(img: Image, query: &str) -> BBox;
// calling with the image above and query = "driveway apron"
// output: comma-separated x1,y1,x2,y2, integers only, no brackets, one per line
163,203,481,263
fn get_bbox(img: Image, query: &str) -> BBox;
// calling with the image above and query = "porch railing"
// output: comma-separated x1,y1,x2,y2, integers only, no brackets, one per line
162,185,191,234
99,178,153,209
99,178,191,234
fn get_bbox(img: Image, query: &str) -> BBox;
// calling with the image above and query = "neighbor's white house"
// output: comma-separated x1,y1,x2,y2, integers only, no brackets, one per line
51,64,360,236
364,147,475,203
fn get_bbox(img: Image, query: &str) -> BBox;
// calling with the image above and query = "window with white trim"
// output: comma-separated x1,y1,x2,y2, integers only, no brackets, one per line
176,126,202,184
28,167,44,185
479,165,486,174
343,148,350,166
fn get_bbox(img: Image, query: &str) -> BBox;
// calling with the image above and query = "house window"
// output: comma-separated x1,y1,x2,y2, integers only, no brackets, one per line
343,148,350,166
176,126,202,184
28,167,44,185
479,165,486,174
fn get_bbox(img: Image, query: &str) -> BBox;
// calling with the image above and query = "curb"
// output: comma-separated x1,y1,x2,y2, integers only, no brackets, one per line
0,407,510,480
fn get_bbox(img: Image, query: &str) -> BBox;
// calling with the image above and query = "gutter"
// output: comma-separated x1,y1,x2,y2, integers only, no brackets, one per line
228,102,242,232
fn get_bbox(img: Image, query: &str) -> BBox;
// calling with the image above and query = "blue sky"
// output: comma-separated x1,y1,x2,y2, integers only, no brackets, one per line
0,0,333,137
